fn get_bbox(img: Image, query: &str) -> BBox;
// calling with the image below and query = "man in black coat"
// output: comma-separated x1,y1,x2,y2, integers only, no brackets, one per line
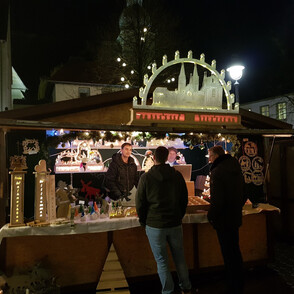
104,143,138,201
136,146,194,294
207,145,244,294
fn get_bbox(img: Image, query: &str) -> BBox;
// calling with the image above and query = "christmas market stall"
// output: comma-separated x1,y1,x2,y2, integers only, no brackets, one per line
0,52,293,292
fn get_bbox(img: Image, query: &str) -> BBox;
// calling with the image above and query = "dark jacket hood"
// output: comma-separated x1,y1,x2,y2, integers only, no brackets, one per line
210,154,240,176
148,164,176,182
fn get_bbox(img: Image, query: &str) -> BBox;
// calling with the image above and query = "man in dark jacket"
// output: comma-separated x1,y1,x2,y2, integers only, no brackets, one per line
104,143,138,201
207,145,244,294
136,146,193,294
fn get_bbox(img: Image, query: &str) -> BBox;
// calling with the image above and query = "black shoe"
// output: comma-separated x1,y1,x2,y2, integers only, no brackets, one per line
182,288,199,294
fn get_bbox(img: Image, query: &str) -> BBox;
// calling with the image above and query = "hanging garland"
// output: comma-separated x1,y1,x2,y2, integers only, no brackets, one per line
45,130,241,155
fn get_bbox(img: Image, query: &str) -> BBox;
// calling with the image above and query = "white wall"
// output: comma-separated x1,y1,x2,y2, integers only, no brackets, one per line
241,95,294,126
53,83,125,102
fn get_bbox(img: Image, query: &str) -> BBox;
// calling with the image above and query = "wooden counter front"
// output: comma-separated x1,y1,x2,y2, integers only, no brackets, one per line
0,213,271,292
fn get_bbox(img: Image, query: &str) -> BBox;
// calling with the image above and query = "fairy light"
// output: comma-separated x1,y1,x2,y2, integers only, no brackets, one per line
122,62,127,67
117,57,121,62
147,65,151,70
125,84,130,89
121,77,125,81
171,77,175,82
131,70,135,74
143,27,148,33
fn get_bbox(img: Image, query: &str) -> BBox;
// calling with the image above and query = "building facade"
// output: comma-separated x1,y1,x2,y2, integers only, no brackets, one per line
52,81,125,102
241,93,294,127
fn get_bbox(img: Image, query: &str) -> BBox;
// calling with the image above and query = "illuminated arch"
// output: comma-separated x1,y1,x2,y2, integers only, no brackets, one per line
133,51,236,111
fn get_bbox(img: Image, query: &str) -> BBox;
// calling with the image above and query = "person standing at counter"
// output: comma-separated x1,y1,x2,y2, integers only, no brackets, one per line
167,147,179,166
136,146,194,294
104,142,138,201
207,145,244,294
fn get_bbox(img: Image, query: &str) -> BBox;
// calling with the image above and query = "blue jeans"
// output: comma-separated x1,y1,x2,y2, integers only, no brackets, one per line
146,225,191,294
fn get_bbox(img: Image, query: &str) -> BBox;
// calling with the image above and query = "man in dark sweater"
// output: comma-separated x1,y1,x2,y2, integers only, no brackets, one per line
136,146,193,294
104,142,138,201
207,145,244,294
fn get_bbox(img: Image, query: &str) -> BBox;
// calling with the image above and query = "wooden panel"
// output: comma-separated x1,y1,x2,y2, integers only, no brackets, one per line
239,213,268,262
47,102,132,125
197,222,223,268
1,232,109,287
113,226,157,278
97,244,129,291
197,213,268,268
113,224,195,278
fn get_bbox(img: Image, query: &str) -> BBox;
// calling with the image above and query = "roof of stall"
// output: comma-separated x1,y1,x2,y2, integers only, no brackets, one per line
0,88,292,135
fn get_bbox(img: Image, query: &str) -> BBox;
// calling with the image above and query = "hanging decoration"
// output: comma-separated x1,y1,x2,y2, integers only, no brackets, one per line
46,130,240,153
22,139,40,155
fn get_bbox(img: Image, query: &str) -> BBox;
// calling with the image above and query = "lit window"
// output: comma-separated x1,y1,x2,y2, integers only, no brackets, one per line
260,105,269,117
276,102,287,120
78,87,90,98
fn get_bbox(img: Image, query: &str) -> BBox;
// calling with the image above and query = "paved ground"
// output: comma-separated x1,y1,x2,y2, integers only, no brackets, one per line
128,240,294,294
128,266,294,294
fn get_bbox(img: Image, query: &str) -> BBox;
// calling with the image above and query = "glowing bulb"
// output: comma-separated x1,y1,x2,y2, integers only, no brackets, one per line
143,27,147,32
121,77,125,81
171,77,175,82
125,84,130,89
117,57,121,62
122,62,127,67
167,79,171,83
227,65,245,81
147,65,151,70
131,70,134,74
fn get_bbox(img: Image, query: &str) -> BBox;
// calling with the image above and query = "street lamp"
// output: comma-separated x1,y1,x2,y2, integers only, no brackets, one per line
226,65,244,105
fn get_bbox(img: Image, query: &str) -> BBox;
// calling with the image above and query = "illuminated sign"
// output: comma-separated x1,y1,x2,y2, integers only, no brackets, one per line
9,171,26,227
55,165,81,173
194,114,239,123
136,112,185,121
130,109,241,126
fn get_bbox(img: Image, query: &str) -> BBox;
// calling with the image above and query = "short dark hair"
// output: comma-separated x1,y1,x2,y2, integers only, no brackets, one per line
155,146,169,164
209,145,225,156
168,147,177,153
121,142,132,149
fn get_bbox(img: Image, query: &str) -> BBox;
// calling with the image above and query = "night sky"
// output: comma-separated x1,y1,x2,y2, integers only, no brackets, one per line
10,0,294,103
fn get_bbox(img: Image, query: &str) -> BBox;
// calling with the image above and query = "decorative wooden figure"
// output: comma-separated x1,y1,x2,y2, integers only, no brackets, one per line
9,155,27,227
34,160,50,223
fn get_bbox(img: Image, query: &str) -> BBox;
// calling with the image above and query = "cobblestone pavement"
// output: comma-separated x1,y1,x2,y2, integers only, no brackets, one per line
268,241,294,290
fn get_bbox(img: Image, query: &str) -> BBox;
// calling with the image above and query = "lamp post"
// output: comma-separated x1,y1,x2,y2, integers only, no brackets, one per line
227,65,244,105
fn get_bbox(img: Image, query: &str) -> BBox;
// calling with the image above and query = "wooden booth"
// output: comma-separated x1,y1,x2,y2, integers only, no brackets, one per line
0,52,293,292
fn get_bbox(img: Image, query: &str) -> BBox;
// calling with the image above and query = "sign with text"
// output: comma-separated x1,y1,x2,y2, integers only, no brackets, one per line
129,109,241,127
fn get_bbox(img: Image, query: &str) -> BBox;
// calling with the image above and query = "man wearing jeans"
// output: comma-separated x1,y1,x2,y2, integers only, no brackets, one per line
136,146,194,294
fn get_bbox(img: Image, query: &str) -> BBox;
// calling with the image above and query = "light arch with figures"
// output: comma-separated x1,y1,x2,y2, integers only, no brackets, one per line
133,50,237,112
